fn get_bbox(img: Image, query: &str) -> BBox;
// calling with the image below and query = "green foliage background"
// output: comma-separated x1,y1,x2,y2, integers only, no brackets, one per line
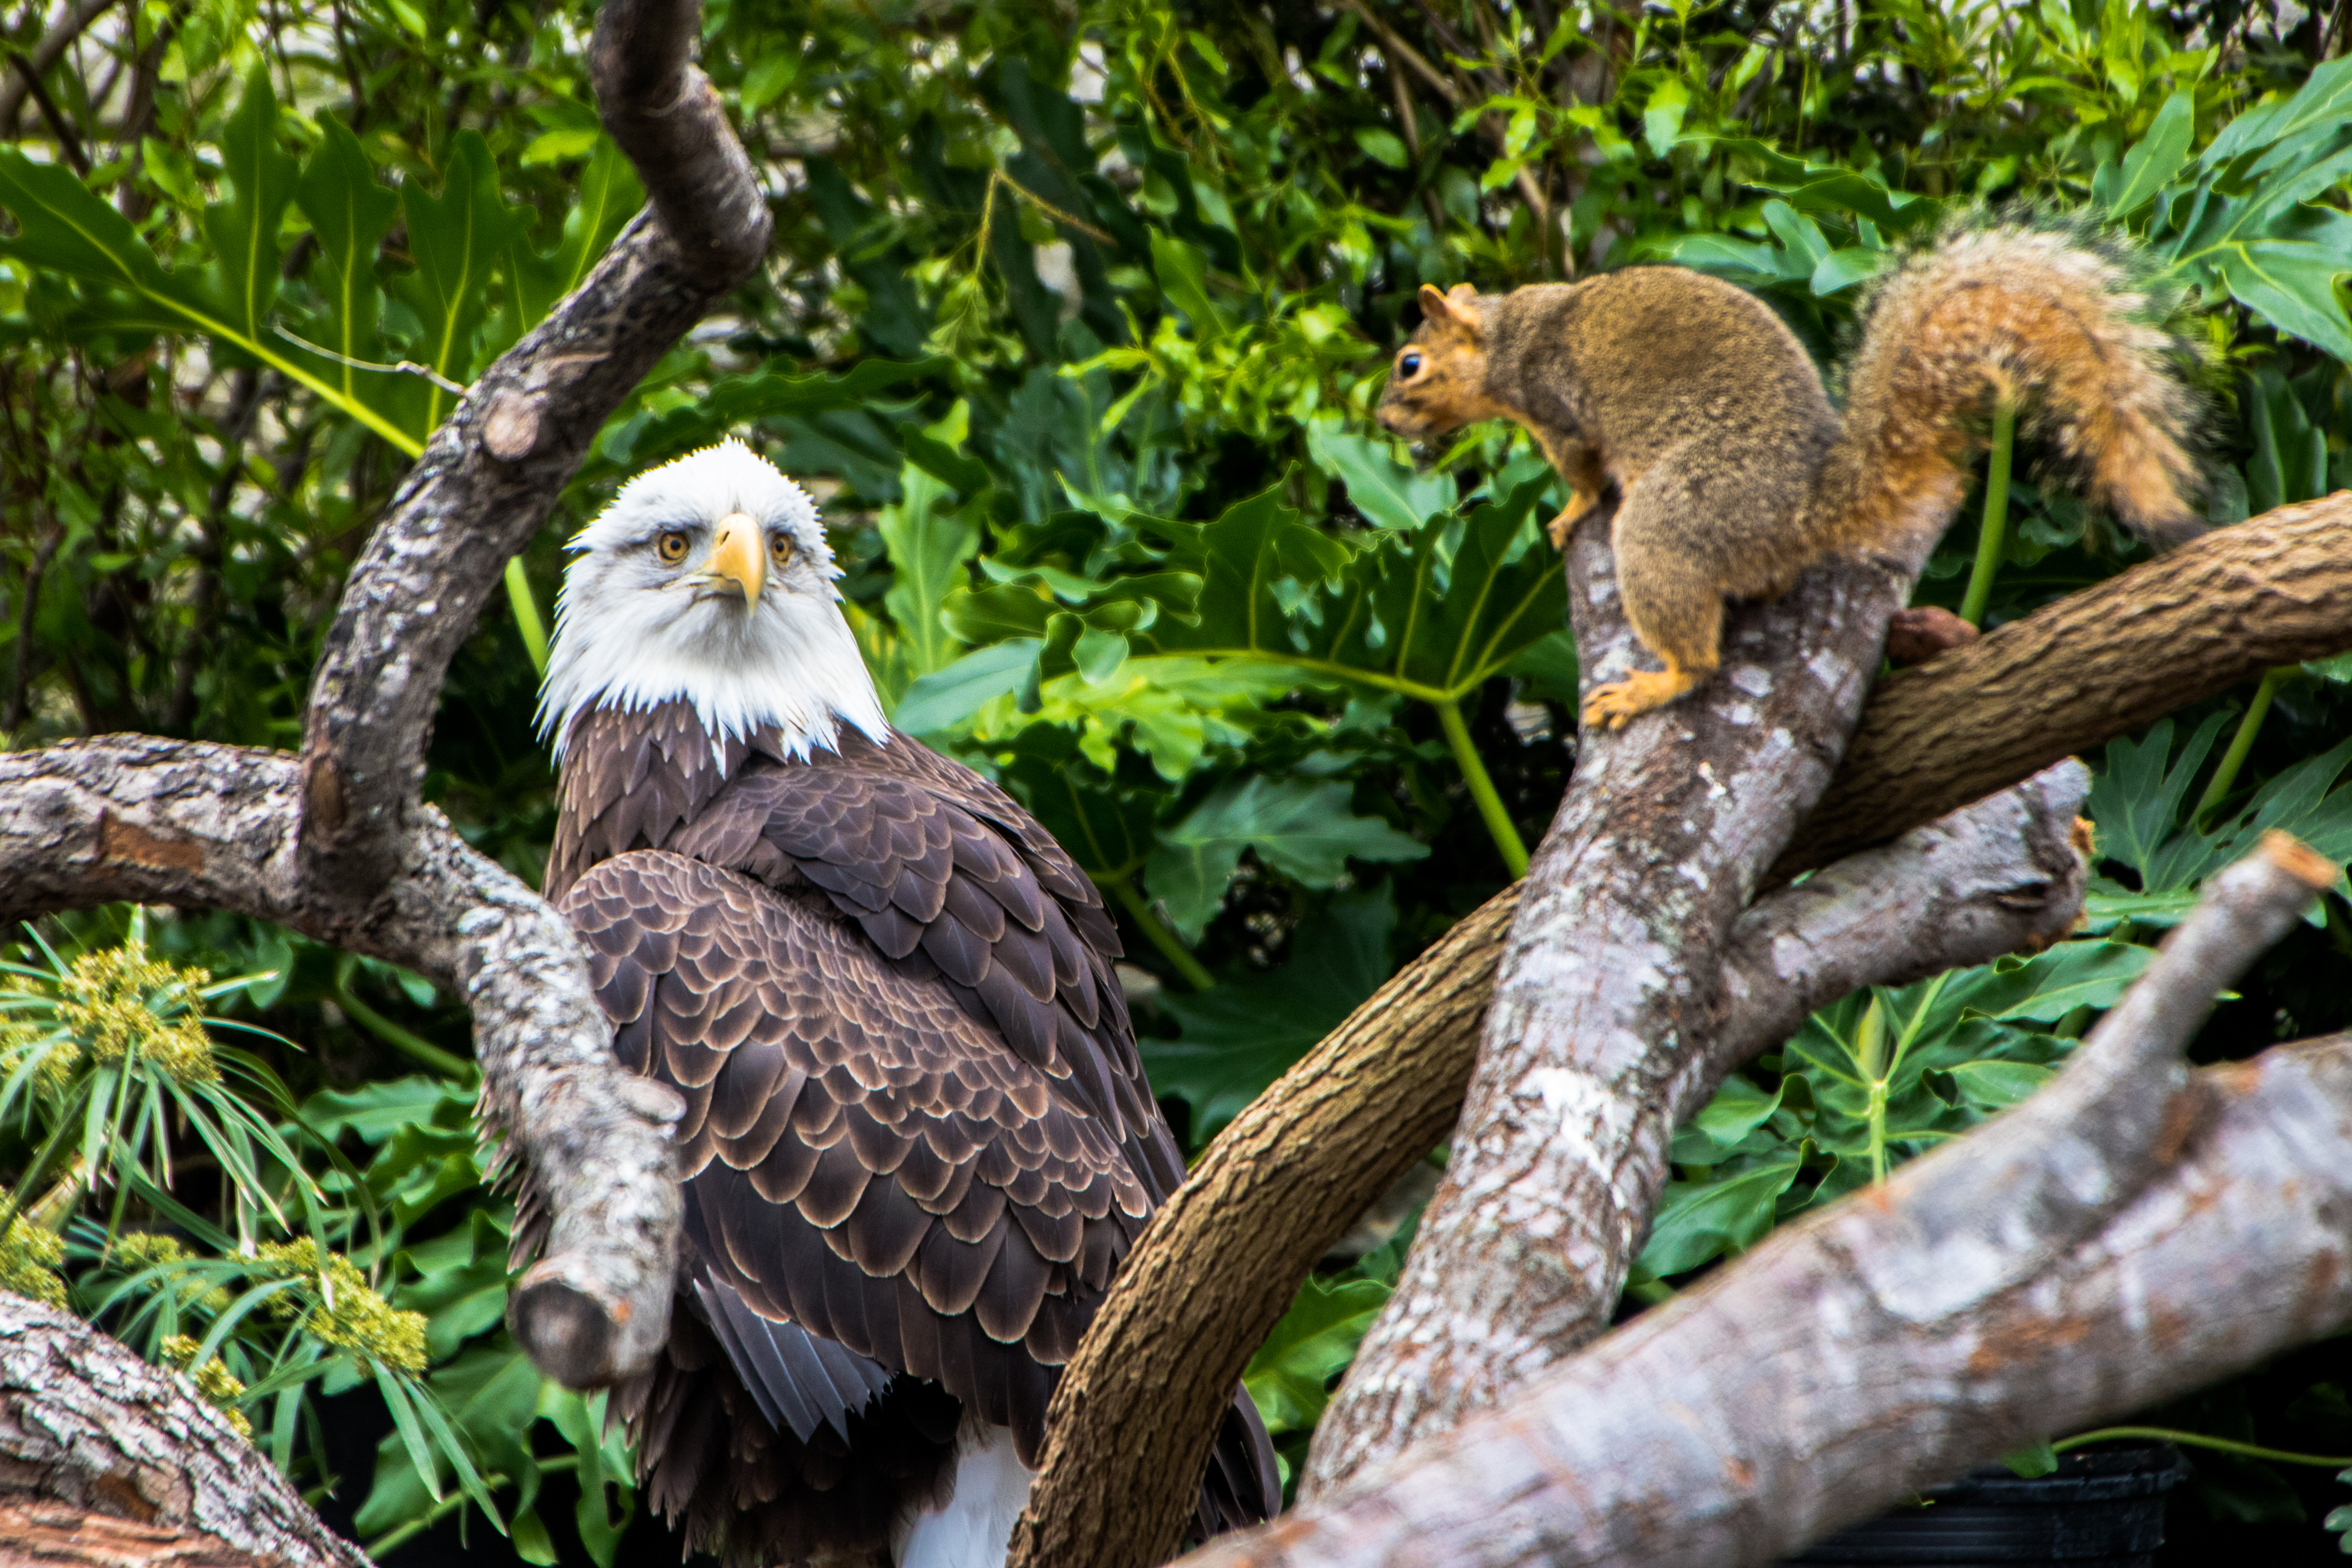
2,0,2351,1559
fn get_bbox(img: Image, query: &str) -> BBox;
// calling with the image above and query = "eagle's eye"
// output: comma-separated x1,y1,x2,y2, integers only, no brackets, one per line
769,532,795,571
655,530,689,564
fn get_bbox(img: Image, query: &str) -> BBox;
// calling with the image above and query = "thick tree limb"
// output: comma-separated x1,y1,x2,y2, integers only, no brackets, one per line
1,0,767,1388
1007,761,2091,1568
1304,494,2352,1492
1173,840,2336,1568
1781,490,2352,875
1301,487,1960,1492
0,1293,367,1568
1025,496,2352,1550
0,738,687,1385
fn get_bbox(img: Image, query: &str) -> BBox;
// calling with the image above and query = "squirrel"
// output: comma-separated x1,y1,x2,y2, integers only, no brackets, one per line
1376,227,2202,730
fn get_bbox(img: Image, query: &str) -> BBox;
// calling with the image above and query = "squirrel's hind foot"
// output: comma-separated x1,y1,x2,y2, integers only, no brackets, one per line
1580,667,1707,730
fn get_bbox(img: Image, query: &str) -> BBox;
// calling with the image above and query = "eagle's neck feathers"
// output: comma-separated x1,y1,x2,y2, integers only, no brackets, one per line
538,579,890,766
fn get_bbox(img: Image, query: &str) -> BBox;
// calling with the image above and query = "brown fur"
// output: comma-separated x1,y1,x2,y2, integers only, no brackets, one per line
1379,232,2201,728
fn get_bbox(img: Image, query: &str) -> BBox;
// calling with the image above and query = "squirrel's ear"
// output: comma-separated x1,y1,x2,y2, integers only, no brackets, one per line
1424,282,1484,340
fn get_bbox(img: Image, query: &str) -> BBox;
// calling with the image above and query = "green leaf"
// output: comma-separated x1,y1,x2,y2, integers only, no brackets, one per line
1945,1059,2057,1110
201,69,297,351
2107,89,2195,218
1306,423,1455,530
2002,1440,2061,1478
1942,941,2154,1023
1635,1150,1804,1278
1243,1270,1391,1436
1643,77,1690,159
396,131,529,432
2211,237,2352,362
2087,714,2235,890
1809,246,1888,295
1146,776,1424,942
1353,127,1409,168
892,638,1040,732
291,116,400,409
1152,890,1396,1140
520,126,600,166
511,136,643,332
878,420,983,678
1150,229,1222,338
2197,54,2352,174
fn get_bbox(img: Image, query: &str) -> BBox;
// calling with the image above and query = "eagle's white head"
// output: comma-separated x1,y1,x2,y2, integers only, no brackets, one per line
538,439,891,760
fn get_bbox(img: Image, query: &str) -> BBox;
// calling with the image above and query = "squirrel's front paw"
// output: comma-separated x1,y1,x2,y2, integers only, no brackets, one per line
1580,669,1701,730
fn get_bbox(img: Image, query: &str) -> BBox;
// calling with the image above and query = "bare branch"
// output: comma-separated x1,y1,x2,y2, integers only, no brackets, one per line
297,0,769,899
0,1292,369,1568
0,738,684,1385
1173,845,2337,1568
1007,763,2090,1568
0,0,772,1393
0,0,117,141
1302,486,1958,1492
590,0,769,287
1780,490,2352,877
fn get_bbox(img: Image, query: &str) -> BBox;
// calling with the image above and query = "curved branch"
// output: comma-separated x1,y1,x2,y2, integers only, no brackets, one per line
0,0,771,1392
1172,841,2336,1568
297,0,770,898
0,738,685,1386
0,1292,369,1568
1779,490,2352,877
1007,763,2091,1568
0,0,118,140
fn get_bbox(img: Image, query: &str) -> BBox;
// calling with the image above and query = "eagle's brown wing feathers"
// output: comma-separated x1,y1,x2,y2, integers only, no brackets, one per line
547,716,1276,1562
565,850,1150,1437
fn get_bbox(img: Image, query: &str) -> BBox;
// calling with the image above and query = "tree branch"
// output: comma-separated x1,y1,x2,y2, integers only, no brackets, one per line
1301,483,1958,1491
1780,491,2352,877
0,1292,369,1568
1173,841,2338,1568
1007,761,2091,1568
0,738,686,1386
0,0,116,143
1,0,770,1391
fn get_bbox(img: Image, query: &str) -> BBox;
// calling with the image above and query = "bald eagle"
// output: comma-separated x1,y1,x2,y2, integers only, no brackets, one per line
531,440,1279,1567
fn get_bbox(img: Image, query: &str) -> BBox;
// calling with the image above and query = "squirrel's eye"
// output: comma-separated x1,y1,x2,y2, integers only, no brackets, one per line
769,532,795,570
1400,351,1423,377
655,530,689,564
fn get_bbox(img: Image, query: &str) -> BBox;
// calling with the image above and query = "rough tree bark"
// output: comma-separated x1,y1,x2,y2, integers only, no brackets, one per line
1173,838,2345,1568
1301,487,1956,1491
1007,762,2091,1568
0,0,765,1451
1008,495,2352,1568
1783,490,2352,874
1305,491,2352,1494
0,1294,366,1568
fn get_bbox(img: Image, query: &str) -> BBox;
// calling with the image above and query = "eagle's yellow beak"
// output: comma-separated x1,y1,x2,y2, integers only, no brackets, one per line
686,513,764,606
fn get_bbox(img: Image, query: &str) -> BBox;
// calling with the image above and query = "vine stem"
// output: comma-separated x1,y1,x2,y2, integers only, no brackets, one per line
1957,398,2018,628
2195,666,2290,823
1108,877,1216,992
362,1455,582,1558
333,967,476,1080
2056,1427,2352,1468
1436,697,1529,878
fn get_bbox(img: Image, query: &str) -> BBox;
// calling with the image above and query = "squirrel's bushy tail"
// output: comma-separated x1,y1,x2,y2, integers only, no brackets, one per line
1809,226,2201,555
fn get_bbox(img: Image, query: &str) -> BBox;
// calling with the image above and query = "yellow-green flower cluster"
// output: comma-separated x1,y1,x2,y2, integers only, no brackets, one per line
160,1333,252,1437
0,1217,66,1307
111,1232,231,1314
52,944,219,1086
255,1240,429,1374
